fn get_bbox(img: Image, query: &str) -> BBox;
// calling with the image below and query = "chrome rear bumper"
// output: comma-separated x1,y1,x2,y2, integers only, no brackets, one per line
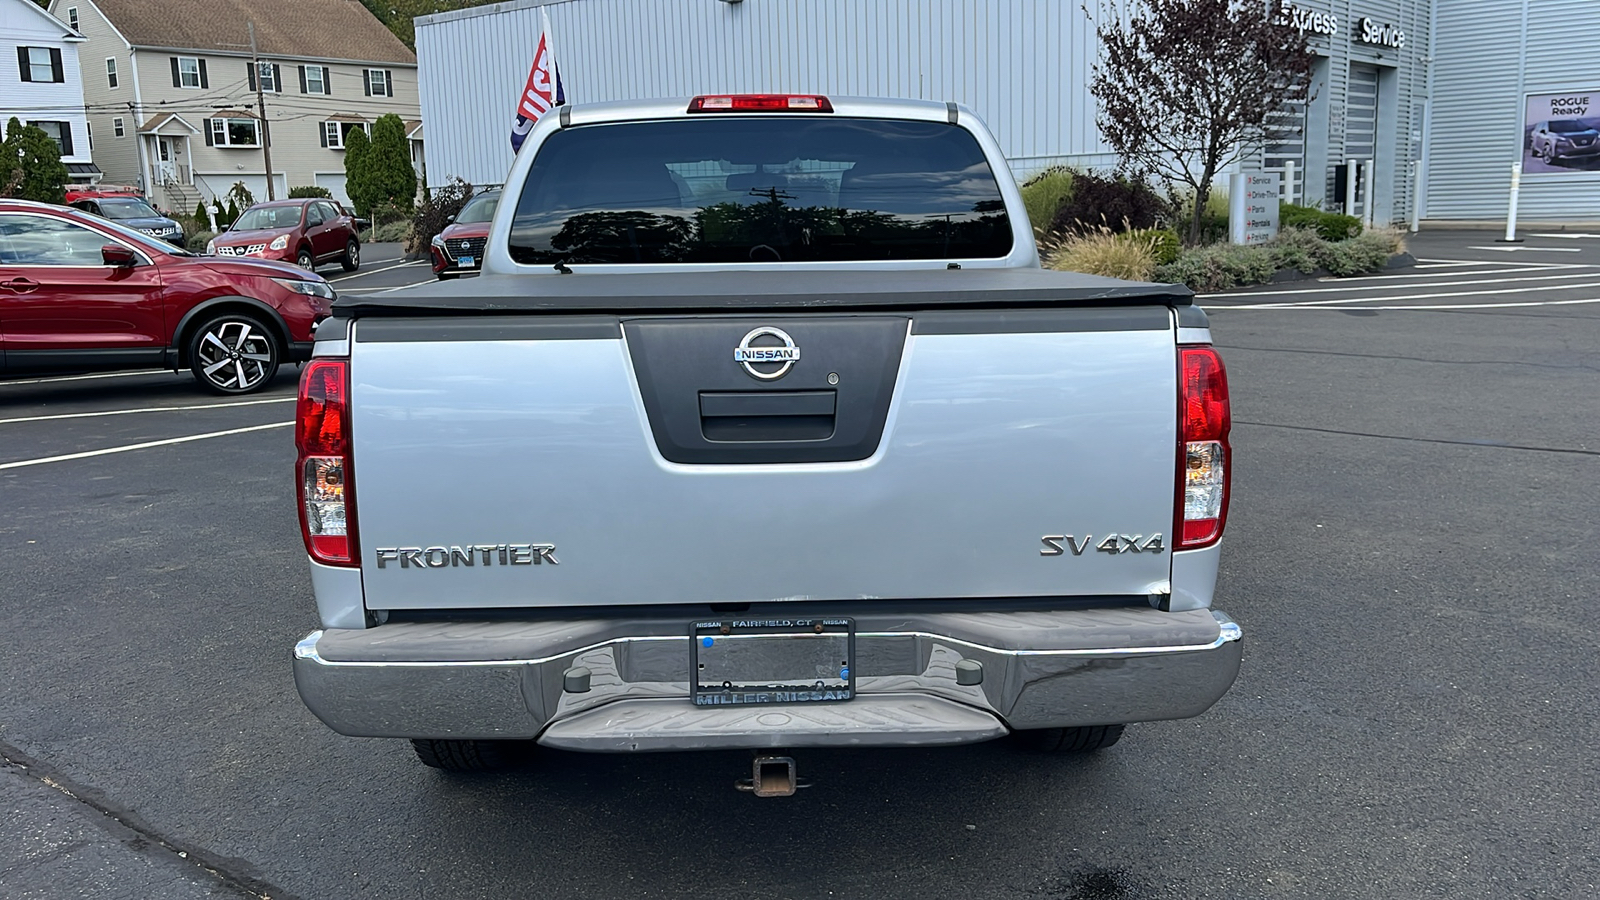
292,607,1243,751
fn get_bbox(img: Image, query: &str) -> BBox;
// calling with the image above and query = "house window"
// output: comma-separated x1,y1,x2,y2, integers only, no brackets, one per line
303,64,327,95
18,47,64,83
106,57,118,88
365,68,391,97
255,61,277,92
208,117,260,148
321,120,369,149
113,117,125,137
29,121,73,156
67,7,79,29
177,56,201,88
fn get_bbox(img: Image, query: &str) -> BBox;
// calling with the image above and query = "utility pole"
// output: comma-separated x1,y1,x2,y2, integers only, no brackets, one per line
248,21,275,200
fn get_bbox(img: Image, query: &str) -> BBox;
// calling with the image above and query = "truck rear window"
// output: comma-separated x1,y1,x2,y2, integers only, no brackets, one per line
507,118,1013,265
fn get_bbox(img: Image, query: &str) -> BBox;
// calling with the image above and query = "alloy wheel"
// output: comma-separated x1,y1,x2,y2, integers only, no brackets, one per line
194,319,276,392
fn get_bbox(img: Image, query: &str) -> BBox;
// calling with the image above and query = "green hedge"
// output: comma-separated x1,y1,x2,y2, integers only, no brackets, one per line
1280,202,1362,241
1155,225,1402,291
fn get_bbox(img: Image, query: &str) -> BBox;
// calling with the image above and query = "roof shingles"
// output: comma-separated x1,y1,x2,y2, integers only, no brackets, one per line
92,0,415,64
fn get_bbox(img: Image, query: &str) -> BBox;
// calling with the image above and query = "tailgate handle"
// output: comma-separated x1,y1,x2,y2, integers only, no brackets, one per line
699,390,837,443
699,391,836,418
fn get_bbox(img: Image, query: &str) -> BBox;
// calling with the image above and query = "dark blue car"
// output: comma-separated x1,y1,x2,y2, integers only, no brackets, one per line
69,196,185,247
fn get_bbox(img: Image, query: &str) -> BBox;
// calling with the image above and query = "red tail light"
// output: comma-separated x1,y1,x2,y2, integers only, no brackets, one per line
687,94,834,113
1175,346,1231,550
296,359,357,566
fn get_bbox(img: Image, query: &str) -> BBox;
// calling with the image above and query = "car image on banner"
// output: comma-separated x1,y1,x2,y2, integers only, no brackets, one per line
1524,90,1600,173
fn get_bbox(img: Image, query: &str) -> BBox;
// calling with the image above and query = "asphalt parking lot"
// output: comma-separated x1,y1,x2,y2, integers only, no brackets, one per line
2,231,1596,900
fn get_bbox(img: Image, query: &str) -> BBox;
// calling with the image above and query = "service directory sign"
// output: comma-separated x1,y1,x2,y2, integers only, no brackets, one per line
1523,90,1600,174
1229,172,1280,245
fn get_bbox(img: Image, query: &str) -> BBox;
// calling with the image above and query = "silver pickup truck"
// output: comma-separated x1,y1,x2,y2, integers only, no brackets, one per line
290,95,1241,793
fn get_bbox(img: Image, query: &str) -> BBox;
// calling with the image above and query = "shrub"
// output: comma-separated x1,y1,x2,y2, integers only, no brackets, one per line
1280,202,1362,241
410,177,476,253
360,220,411,243
289,185,333,199
1155,242,1276,292
1,117,68,203
1044,228,1159,282
1267,225,1324,274
1170,187,1230,246
1318,227,1402,275
1049,172,1168,236
1124,227,1181,265
194,200,210,226
1019,167,1075,237
187,230,215,252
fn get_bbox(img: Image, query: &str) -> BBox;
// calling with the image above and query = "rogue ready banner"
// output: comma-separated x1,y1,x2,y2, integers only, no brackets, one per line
1523,90,1600,174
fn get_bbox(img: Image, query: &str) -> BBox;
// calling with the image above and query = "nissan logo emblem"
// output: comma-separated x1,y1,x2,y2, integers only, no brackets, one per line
733,326,800,380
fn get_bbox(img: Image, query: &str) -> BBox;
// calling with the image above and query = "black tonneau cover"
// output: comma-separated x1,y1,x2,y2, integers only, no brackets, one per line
333,267,1192,317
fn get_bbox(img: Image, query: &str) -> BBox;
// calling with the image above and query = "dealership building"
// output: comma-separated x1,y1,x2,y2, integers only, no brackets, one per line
414,0,1600,226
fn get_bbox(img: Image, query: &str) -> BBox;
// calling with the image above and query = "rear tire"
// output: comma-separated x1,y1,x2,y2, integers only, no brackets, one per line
341,239,360,272
1010,724,1126,753
410,738,528,772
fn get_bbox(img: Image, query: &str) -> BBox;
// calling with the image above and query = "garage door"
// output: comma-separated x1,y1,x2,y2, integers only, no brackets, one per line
315,173,350,206
1344,64,1380,218
199,173,287,205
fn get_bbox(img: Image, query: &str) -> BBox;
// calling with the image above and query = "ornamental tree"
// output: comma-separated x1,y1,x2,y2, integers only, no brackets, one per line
1,117,69,204
1088,0,1314,243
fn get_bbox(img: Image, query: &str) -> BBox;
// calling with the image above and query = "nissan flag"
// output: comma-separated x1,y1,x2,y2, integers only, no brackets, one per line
510,8,565,153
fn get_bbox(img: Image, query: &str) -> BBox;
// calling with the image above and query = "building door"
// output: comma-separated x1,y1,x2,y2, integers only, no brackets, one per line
156,137,177,184
1345,64,1381,218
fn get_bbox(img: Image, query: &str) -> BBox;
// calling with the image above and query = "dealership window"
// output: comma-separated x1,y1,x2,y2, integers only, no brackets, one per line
301,64,328,95
106,57,118,88
28,121,73,156
364,68,392,97
67,7,79,29
17,47,64,83
113,116,124,137
172,55,206,89
207,117,260,148
320,120,369,149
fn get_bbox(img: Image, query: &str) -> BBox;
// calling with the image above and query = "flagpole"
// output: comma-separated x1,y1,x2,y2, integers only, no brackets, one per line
542,7,563,107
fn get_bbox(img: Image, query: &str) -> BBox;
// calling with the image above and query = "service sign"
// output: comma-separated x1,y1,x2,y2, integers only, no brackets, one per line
1228,172,1280,246
1523,90,1600,175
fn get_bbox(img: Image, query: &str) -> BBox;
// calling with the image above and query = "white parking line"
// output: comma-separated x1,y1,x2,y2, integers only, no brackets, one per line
1467,245,1584,253
1204,270,1600,300
1221,280,1600,309
325,260,427,283
0,421,292,471
1211,297,1600,312
0,369,174,387
0,397,292,426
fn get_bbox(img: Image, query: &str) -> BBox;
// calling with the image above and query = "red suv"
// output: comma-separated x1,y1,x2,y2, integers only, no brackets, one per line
0,200,332,394
208,199,361,274
429,189,499,279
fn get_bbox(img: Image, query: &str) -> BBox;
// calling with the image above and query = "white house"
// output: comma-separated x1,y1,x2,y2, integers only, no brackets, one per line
0,0,99,183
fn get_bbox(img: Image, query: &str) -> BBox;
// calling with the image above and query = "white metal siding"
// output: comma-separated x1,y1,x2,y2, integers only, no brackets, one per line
416,0,1114,189
1427,0,1600,220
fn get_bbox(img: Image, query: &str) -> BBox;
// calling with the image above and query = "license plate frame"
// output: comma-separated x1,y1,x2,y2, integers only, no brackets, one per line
456,255,475,268
690,617,855,707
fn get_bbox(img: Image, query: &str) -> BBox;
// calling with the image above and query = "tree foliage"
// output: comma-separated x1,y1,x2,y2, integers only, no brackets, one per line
345,116,416,216
289,185,333,198
1,117,69,204
1088,0,1313,242
410,176,475,251
342,126,372,215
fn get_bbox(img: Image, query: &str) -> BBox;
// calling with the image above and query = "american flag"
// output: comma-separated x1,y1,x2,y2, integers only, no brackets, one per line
510,8,566,153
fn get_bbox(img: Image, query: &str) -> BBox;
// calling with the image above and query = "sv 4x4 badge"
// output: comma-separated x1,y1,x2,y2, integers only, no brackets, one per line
1040,534,1164,556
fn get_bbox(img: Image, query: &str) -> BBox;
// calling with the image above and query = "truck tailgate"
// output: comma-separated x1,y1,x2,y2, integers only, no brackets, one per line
349,307,1178,610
